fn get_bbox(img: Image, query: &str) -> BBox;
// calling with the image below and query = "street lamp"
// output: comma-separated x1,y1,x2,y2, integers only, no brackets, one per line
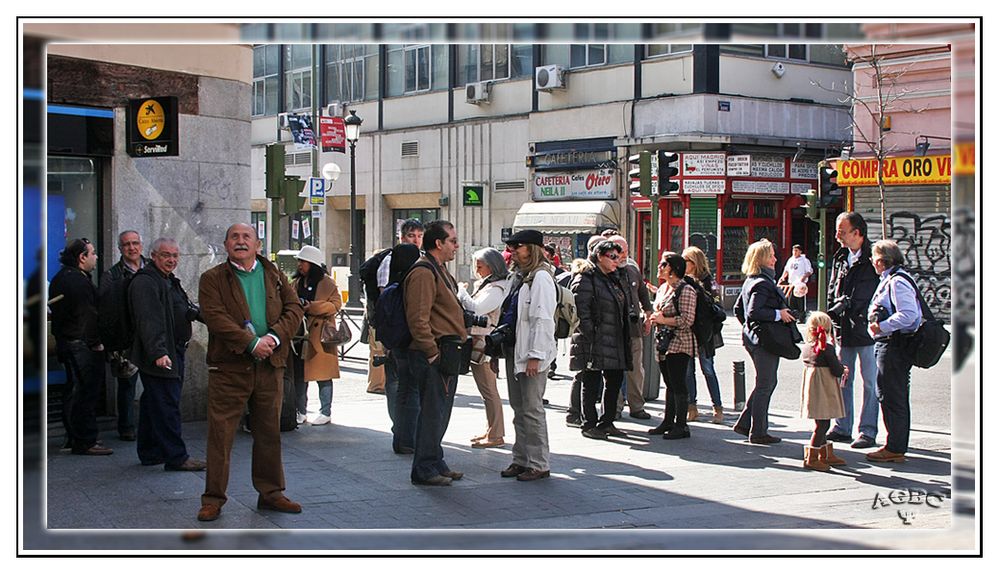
344,110,363,308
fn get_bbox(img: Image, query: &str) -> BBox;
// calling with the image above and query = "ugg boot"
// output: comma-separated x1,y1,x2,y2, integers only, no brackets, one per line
687,404,699,422
803,446,831,471
820,443,847,466
712,406,724,424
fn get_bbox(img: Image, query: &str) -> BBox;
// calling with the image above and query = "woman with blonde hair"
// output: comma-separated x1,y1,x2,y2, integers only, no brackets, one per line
681,246,725,424
800,311,848,471
732,239,797,444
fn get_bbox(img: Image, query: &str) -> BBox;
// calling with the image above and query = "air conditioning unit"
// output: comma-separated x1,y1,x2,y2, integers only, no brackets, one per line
771,62,786,78
535,65,566,91
465,82,491,104
325,102,342,117
277,112,290,129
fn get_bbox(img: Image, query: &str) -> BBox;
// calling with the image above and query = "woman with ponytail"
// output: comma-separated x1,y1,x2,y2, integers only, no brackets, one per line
800,311,849,471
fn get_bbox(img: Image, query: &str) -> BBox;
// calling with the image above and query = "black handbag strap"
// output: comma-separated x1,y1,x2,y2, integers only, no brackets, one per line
888,270,934,322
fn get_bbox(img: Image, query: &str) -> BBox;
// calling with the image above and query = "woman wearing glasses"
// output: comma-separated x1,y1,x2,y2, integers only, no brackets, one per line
569,240,634,440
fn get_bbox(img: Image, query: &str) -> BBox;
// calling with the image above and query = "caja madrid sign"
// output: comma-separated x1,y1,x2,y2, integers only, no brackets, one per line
835,155,951,186
127,96,179,157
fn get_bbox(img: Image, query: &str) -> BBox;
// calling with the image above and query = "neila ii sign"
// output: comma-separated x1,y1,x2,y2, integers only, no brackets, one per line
127,96,179,157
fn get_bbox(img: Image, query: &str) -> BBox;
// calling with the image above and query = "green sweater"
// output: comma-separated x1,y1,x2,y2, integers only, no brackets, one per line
234,263,269,353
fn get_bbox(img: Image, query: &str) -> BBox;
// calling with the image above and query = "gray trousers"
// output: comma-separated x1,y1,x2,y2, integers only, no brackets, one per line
504,349,550,471
734,345,780,438
618,335,646,414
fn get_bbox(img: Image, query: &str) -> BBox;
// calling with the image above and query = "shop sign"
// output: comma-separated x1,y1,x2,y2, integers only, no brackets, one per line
463,184,484,207
834,155,950,186
732,180,790,194
530,149,613,170
126,96,179,157
790,161,817,180
726,155,751,176
791,182,812,195
682,153,726,176
532,168,616,200
751,155,786,178
954,142,975,176
682,179,726,194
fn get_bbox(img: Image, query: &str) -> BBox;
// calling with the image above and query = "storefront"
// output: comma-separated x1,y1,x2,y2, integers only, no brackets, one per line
836,154,952,318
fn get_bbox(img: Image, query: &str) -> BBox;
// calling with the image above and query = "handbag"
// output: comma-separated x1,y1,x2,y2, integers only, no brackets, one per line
320,311,352,353
753,320,803,359
890,272,950,369
436,335,469,376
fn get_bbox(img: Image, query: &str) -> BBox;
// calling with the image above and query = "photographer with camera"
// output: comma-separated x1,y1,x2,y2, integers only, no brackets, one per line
457,248,511,449
494,230,556,481
826,212,881,450
864,240,922,464
646,252,697,440
570,240,632,441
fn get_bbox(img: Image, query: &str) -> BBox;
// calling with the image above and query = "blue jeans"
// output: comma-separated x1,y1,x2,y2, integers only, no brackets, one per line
291,353,334,417
406,349,458,482
137,350,189,466
390,349,421,452
117,372,138,434
832,344,879,439
686,349,722,408
735,345,780,438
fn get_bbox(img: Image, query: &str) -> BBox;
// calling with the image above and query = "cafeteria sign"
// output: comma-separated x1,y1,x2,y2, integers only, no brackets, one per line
532,168,616,201
127,96,179,157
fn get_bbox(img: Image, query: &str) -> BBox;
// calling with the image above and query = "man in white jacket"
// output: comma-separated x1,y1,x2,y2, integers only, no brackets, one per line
498,229,557,482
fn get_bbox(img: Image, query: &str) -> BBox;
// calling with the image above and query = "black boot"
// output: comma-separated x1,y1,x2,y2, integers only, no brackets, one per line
647,419,673,435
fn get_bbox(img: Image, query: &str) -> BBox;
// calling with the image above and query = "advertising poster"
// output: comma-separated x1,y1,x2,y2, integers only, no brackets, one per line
320,116,346,153
287,113,315,150
292,219,300,240
302,218,311,239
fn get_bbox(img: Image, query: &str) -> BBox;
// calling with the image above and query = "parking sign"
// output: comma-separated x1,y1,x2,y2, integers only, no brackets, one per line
309,177,325,206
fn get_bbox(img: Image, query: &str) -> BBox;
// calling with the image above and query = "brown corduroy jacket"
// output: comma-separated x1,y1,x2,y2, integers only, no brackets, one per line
403,254,466,360
199,255,303,372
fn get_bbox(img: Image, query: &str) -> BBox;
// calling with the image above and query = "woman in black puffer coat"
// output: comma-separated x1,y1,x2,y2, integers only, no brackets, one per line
569,240,633,440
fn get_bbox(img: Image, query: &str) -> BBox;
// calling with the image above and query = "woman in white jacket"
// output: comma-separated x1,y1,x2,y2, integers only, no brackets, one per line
496,230,557,482
458,248,510,448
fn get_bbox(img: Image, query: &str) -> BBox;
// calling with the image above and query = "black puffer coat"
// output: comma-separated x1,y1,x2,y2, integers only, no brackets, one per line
569,260,632,372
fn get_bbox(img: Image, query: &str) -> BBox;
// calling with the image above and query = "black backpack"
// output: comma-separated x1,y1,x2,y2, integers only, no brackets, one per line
359,248,392,306
97,273,135,352
680,276,726,350
890,272,950,369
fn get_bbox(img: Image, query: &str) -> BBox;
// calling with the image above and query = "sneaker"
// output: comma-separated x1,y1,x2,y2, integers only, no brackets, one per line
826,431,853,443
311,414,331,426
629,410,652,420
296,412,307,425
601,424,628,438
850,435,876,449
582,427,608,440
749,434,781,445
565,414,582,428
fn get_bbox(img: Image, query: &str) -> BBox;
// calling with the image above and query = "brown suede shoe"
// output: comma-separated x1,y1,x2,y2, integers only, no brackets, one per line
500,463,528,478
72,444,113,456
257,494,302,514
440,470,464,481
516,468,550,481
165,458,207,472
197,503,221,522
866,447,905,463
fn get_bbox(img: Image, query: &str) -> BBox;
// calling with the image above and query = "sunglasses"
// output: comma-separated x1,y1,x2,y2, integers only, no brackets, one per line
658,261,669,268
508,242,524,249
602,252,619,260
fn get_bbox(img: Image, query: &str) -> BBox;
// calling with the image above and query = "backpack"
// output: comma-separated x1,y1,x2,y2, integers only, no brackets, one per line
359,248,392,305
97,272,135,352
890,272,950,369
680,276,726,350
372,261,439,350
520,267,578,339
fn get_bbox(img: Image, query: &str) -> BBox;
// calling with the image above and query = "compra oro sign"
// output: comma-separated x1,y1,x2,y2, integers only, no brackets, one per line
834,155,951,186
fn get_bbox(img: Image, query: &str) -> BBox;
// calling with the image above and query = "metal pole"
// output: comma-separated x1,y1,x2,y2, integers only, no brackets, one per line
817,207,828,311
643,193,662,400
347,139,361,307
733,360,746,410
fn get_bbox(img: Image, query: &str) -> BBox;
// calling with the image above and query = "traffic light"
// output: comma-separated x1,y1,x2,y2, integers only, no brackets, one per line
818,163,839,208
265,143,286,199
801,189,820,221
657,151,679,195
282,175,304,215
628,151,652,196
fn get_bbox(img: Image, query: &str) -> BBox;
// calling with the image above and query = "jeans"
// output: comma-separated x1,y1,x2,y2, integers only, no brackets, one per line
117,372,138,434
734,345,780,438
875,341,913,454
291,353,333,416
659,354,692,429
832,344,879,439
57,339,105,450
686,349,722,408
580,369,623,430
390,349,420,451
407,349,458,482
137,349,189,466
505,347,549,470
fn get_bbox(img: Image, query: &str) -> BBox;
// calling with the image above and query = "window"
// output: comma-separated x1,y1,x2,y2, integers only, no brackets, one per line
647,22,698,58
404,45,431,93
284,45,312,111
252,45,280,116
646,44,694,58
570,23,609,68
325,44,377,103
459,44,511,85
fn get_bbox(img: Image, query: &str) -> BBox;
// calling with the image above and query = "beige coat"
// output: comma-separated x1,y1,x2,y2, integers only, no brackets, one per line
296,275,342,381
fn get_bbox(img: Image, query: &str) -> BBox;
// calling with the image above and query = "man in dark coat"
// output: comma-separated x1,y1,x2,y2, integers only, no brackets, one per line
129,238,204,471
196,223,304,522
49,238,111,455
826,212,881,449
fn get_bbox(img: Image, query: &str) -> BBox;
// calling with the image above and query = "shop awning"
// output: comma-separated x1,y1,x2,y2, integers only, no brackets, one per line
512,200,620,234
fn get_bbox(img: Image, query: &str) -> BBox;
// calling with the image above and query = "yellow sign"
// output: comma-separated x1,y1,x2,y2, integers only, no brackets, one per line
834,155,951,186
136,99,165,141
954,142,975,176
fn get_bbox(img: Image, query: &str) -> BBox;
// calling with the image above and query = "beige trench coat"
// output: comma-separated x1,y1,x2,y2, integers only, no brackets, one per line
296,275,342,381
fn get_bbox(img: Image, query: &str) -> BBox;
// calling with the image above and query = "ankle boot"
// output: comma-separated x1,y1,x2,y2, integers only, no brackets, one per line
820,443,846,466
647,419,673,435
712,406,724,424
687,404,699,422
803,446,831,471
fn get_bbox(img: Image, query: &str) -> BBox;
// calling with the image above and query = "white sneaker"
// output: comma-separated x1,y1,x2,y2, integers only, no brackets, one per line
296,412,307,425
311,414,331,426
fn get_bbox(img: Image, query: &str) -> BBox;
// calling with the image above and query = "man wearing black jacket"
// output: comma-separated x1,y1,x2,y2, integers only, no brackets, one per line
826,212,881,449
50,238,111,455
129,238,205,471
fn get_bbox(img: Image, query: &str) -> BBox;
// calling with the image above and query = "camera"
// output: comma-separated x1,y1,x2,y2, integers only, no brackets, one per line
464,310,489,329
185,302,202,323
869,305,890,325
628,312,640,324
827,295,850,319
372,355,387,367
483,324,514,357
655,326,675,354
